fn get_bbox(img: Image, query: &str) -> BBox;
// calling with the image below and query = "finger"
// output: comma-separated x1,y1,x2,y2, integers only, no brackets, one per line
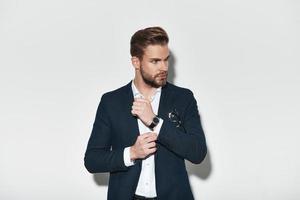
131,110,137,116
147,147,157,154
144,135,157,143
141,132,155,139
134,96,144,101
135,98,150,103
150,132,157,137
146,132,157,139
145,132,156,135
132,103,146,110
137,133,149,140
132,105,142,110
139,133,154,142
145,142,156,149
134,98,146,105
139,132,151,139
143,132,154,136
133,101,143,106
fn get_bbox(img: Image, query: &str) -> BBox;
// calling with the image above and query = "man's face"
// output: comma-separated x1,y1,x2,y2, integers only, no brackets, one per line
139,44,169,88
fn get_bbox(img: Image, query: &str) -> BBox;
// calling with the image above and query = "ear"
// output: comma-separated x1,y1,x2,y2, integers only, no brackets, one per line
131,56,141,70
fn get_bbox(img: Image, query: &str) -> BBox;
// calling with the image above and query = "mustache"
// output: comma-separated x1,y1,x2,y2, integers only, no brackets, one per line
156,71,168,77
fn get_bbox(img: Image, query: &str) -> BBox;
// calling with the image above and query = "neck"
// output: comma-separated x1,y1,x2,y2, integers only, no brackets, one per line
133,76,157,100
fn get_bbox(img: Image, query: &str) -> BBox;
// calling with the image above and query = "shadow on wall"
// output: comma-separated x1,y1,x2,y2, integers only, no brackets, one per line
92,50,212,186
169,51,213,180
93,172,109,186
167,50,176,84
185,148,212,180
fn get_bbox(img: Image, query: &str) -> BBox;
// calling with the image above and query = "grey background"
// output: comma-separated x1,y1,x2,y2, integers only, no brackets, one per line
1,0,299,199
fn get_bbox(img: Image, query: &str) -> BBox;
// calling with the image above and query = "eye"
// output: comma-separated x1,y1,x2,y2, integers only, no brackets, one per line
151,60,158,64
164,56,170,62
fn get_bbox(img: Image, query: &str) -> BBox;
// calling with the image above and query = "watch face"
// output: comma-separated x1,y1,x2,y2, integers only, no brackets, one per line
153,117,159,124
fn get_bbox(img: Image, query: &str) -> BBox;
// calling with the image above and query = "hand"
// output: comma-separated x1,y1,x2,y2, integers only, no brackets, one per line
131,98,155,126
130,132,157,160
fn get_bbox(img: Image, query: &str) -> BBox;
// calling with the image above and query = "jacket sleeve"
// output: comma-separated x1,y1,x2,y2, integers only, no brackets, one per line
84,95,128,173
157,92,207,164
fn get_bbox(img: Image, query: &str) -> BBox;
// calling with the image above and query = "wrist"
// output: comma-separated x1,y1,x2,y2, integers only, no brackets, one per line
148,115,160,130
130,146,137,161
147,114,156,126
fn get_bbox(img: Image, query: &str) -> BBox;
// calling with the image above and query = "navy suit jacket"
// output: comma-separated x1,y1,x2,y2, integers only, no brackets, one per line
84,81,207,200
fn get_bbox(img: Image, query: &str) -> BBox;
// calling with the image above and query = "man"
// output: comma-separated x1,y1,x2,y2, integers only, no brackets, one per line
84,27,207,200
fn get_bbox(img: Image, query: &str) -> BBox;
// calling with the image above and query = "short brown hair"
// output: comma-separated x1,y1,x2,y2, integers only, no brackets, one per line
130,27,169,60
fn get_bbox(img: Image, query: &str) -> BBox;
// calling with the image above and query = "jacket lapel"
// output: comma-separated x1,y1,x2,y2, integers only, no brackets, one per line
158,82,174,120
122,81,140,143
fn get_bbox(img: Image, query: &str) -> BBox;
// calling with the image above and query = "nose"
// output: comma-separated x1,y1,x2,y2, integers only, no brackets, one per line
161,60,168,71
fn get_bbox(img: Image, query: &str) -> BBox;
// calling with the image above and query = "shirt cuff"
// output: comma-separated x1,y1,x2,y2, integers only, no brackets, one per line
123,147,135,167
154,118,163,135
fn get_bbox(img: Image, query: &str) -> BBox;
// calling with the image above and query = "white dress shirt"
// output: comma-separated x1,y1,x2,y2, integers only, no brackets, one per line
123,81,163,198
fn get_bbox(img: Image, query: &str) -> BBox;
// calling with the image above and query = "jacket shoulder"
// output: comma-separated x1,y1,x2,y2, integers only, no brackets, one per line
100,82,130,101
166,82,194,97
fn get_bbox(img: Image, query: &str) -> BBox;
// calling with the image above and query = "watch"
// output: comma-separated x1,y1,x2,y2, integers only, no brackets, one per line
149,116,160,130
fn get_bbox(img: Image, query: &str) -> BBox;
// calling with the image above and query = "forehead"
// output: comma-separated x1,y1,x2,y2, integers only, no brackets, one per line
143,44,169,58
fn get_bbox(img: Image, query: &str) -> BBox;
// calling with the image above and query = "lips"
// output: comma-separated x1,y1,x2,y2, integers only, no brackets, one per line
157,73,167,78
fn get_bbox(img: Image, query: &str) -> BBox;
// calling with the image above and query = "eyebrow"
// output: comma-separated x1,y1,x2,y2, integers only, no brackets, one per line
149,55,170,61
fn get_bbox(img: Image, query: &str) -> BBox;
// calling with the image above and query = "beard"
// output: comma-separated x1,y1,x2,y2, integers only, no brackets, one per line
140,66,168,88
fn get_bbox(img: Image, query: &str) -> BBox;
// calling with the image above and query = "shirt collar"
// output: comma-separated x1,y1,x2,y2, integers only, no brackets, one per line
131,80,162,102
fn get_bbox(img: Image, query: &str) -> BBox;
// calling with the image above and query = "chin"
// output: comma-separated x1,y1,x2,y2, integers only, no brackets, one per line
157,80,167,87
